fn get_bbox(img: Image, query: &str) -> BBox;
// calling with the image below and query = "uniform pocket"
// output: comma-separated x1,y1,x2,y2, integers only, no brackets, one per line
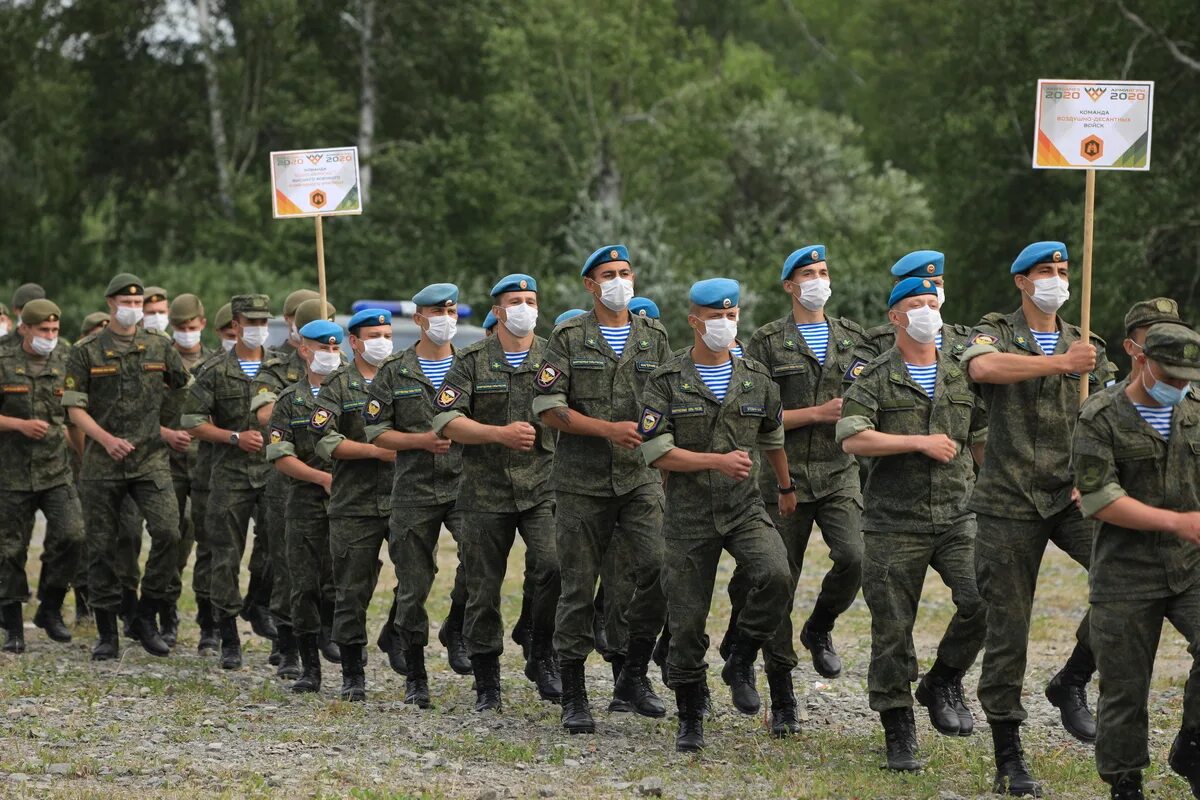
570,360,608,400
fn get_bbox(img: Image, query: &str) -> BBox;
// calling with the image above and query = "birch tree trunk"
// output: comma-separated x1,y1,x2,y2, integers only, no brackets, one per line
357,0,376,206
197,0,235,219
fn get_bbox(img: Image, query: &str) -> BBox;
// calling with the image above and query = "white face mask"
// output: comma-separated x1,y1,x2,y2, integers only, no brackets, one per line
423,315,457,346
502,303,538,336
113,306,143,328
598,277,635,312
935,286,946,310
361,337,393,366
289,322,301,345
31,335,58,356
143,312,169,332
240,325,268,349
902,305,943,344
700,317,738,351
1025,276,1070,314
309,350,341,376
173,330,202,349
0,322,9,337
221,338,236,353
797,278,832,312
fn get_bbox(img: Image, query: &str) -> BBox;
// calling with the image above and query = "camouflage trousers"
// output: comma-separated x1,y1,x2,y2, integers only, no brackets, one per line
1092,585,1200,784
80,476,180,611
264,477,290,625
114,472,196,602
329,514,393,647
0,483,84,604
190,487,212,601
461,501,560,658
595,526,641,660
286,512,334,636
975,508,1094,722
206,483,268,620
390,503,464,651
863,520,986,712
552,485,666,662
727,490,864,674
663,512,790,687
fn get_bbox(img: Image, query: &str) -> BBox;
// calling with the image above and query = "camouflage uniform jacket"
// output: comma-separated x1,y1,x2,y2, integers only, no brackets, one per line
0,339,73,491
180,348,272,490
265,379,332,519
311,360,392,518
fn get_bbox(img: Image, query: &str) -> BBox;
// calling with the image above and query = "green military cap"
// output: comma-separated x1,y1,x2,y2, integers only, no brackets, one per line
104,273,144,298
169,293,205,325
144,286,169,304
283,289,320,318
294,297,337,329
11,283,45,310
0,302,9,317
230,293,271,320
214,303,233,330
20,299,62,326
1143,322,1200,381
79,311,110,338
1124,297,1187,334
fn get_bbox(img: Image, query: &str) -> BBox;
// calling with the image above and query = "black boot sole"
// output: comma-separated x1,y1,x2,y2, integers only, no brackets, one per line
1045,684,1097,744
992,776,1043,797
915,683,961,737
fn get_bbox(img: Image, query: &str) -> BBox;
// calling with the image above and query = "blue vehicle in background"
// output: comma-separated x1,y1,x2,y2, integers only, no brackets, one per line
267,299,486,356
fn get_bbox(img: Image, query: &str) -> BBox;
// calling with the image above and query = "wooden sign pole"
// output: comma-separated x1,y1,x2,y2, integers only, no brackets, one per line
1079,168,1096,403
315,215,328,314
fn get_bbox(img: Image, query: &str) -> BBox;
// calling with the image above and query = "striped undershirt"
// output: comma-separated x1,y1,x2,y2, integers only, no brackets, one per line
695,358,734,401
599,323,631,357
418,355,455,388
310,385,320,397
238,359,261,379
504,350,529,368
796,322,829,364
731,344,743,359
935,331,944,350
905,362,938,398
1031,329,1060,356
1133,403,1173,439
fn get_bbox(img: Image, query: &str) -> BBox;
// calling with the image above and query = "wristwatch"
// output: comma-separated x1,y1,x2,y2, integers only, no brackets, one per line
778,483,796,495
228,432,240,446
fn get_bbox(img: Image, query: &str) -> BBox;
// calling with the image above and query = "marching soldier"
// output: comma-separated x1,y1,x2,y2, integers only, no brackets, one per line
78,312,110,341
856,250,974,361
1,283,46,349
276,290,321,359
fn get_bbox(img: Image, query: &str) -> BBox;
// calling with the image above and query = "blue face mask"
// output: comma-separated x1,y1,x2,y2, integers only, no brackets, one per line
1143,363,1191,407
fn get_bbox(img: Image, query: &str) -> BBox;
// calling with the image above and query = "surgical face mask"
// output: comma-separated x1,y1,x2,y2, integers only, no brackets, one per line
143,312,169,332
309,350,341,376
31,335,58,356
289,322,301,344
221,337,236,353
361,337,393,366
423,315,457,346
240,325,268,349
1025,276,1070,314
598,277,634,312
173,330,201,349
1143,363,1191,407
700,317,738,351
113,306,143,328
935,286,946,309
902,305,942,344
0,322,8,337
502,304,538,336
796,278,832,312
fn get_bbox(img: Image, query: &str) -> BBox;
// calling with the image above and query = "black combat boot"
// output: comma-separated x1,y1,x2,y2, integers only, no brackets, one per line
950,668,975,736
2,603,26,653
880,708,921,771
915,659,961,736
558,660,595,734
799,604,843,679
991,721,1043,796
1169,726,1200,798
268,637,281,666
241,578,278,641
33,586,72,643
405,646,431,709
376,599,408,675
718,608,739,662
291,633,322,693
527,630,562,703
218,615,242,670
607,654,630,711
275,624,301,679
471,654,502,712
439,601,472,675
1109,773,1144,800
674,681,706,753
91,609,119,661
318,600,341,663
133,597,170,656
339,644,366,702
119,587,137,639
1045,644,1097,743
74,587,91,625
721,631,763,715
591,586,608,657
612,636,666,718
652,626,671,685
766,669,802,738
195,597,220,655
158,601,179,648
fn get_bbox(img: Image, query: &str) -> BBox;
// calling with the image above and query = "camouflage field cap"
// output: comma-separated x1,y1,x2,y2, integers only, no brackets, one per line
1124,297,1187,334
1143,322,1200,381
230,294,271,320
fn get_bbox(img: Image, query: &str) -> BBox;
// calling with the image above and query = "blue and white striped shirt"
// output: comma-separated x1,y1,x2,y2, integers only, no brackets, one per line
504,350,529,368
310,385,320,397
695,359,734,402
418,355,455,388
796,322,829,364
906,362,938,398
1031,329,1060,356
731,344,744,359
935,331,944,350
1133,403,1174,440
238,359,261,379
599,323,631,357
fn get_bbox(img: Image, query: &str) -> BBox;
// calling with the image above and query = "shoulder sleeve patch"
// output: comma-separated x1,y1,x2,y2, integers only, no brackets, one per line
310,408,332,430
269,428,285,445
436,385,462,409
970,333,998,347
844,358,869,382
639,406,663,436
364,398,382,422
536,361,563,390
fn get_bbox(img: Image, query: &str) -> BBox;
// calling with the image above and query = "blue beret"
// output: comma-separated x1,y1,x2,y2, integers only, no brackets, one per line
298,320,344,345
689,278,740,309
490,273,537,296
581,245,629,277
555,308,587,326
781,245,826,281
412,283,459,308
891,250,944,278
347,307,392,331
482,311,498,331
888,277,939,308
628,297,660,319
1011,241,1068,274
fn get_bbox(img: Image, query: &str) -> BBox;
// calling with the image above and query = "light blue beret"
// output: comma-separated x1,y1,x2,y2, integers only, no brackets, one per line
689,278,740,309
891,250,944,278
582,245,629,277
555,308,587,325
628,297,660,319
482,311,498,331
298,320,344,345
888,276,939,308
347,307,392,331
412,283,459,308
1011,241,1068,274
781,245,827,281
490,273,537,296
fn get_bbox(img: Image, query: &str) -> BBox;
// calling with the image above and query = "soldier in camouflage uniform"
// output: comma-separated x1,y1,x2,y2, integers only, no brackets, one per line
432,274,561,711
837,277,988,771
1072,320,1200,800
534,245,672,734
0,283,45,350
63,273,190,660
637,278,794,752
963,241,1118,796
182,293,276,670
365,285,468,703
0,301,9,340
312,307,397,701
0,300,83,652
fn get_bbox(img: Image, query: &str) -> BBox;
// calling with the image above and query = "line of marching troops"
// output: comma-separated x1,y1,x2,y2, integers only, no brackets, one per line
1,240,1199,800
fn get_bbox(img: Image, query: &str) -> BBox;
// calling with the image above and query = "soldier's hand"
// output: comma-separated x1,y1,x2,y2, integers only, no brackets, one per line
103,435,135,461
778,491,797,517
920,434,959,463
1170,511,1200,546
237,430,264,453
162,428,192,452
498,422,537,451
716,450,753,482
1061,341,1097,375
608,421,644,450
421,432,452,454
21,419,50,440
318,472,333,496
1070,487,1083,511
375,446,397,463
815,397,843,423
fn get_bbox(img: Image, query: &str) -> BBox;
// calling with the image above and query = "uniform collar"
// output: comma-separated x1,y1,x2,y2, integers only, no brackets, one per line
679,348,757,407
484,333,544,373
